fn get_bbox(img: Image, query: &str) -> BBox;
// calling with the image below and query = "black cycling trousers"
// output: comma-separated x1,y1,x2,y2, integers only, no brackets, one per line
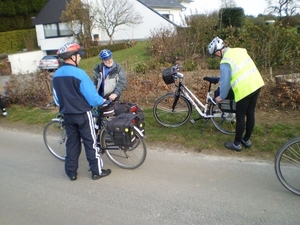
64,111,102,177
234,88,261,143
0,98,5,110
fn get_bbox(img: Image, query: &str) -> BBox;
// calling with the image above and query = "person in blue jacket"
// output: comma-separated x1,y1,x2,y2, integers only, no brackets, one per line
52,42,111,181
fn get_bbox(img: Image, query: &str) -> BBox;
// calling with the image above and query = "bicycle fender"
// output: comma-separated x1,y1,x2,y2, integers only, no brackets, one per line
134,126,145,138
51,118,62,122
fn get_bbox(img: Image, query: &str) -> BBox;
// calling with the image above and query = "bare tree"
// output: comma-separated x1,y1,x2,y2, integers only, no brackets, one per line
96,0,143,45
266,0,300,18
221,0,237,8
61,0,98,48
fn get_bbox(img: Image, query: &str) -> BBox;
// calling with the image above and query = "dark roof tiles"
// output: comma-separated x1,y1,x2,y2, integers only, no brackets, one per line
32,0,70,25
138,0,186,9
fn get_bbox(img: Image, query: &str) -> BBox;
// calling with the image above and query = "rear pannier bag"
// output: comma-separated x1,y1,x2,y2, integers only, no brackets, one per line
133,112,145,135
162,68,175,85
214,87,236,113
106,113,137,147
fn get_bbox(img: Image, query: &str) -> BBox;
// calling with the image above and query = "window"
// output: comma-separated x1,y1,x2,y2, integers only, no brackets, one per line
161,14,174,22
44,23,72,38
44,24,57,37
59,23,72,36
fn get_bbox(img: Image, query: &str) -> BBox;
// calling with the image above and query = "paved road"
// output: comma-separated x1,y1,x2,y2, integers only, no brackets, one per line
0,127,299,225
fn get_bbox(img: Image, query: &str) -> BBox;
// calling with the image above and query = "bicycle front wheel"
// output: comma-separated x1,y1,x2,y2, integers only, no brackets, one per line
209,104,236,135
275,137,300,195
100,128,147,169
43,120,66,161
153,93,192,127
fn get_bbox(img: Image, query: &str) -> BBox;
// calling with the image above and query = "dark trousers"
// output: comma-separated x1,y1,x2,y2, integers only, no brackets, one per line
64,111,102,177
234,88,261,144
0,98,5,111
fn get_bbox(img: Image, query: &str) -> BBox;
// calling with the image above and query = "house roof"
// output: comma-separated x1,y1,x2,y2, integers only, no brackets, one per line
138,0,186,9
137,0,179,27
31,0,182,27
31,0,70,25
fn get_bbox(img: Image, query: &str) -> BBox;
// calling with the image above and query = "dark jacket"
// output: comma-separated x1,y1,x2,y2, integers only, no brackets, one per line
53,63,105,114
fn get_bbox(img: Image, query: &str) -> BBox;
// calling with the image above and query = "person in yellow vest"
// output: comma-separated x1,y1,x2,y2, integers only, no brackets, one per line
208,37,264,151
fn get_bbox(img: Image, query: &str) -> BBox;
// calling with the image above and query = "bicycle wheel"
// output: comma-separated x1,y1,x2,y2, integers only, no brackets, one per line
153,93,192,127
43,120,66,161
275,137,300,195
100,128,147,169
209,104,236,135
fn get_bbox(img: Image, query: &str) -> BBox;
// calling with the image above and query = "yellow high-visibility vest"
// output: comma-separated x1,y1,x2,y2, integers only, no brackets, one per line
221,48,264,102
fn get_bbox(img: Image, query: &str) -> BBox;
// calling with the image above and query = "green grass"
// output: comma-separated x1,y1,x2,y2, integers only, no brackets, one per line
2,105,300,159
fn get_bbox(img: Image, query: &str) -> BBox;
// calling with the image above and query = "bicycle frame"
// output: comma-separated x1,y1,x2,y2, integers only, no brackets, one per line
173,72,216,119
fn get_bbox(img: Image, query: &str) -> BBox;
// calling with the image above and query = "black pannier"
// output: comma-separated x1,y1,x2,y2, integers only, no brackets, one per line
162,68,175,85
106,113,137,147
214,87,236,113
133,112,145,135
98,104,115,117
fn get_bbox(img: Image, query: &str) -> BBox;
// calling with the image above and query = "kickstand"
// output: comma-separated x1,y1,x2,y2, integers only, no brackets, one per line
200,119,210,133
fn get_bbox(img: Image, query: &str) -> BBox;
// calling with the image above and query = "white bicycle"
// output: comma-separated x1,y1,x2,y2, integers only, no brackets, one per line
153,65,236,135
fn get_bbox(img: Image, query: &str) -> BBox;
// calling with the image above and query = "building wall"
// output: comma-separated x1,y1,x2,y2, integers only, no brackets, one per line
8,51,45,74
94,0,178,43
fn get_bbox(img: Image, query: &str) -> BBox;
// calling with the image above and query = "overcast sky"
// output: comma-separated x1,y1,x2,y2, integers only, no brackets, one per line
190,0,268,16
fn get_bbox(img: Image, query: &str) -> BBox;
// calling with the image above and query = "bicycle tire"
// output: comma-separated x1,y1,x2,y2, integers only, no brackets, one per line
153,93,192,127
43,120,66,161
100,128,147,169
209,104,236,135
275,137,300,195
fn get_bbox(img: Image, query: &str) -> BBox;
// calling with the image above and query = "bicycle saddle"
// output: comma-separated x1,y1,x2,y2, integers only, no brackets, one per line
203,76,219,84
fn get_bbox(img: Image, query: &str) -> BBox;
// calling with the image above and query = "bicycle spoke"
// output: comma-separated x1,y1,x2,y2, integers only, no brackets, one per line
210,104,236,135
275,137,300,195
101,129,147,169
43,120,66,161
153,93,191,127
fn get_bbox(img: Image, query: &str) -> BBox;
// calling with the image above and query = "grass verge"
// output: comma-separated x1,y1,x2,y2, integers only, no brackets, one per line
1,105,300,160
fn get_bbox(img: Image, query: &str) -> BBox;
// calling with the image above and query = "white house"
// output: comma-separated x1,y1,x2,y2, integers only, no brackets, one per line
31,0,195,53
10,0,195,74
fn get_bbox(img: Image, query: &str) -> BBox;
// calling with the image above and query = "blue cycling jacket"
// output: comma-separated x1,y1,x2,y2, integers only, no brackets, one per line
53,63,105,114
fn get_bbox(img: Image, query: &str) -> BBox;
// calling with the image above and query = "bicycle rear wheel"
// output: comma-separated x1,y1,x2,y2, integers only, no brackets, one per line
43,120,66,161
100,128,147,169
275,137,300,195
209,104,236,135
153,93,192,127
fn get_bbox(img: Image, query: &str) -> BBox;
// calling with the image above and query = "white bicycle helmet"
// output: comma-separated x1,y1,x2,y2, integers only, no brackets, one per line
208,37,225,55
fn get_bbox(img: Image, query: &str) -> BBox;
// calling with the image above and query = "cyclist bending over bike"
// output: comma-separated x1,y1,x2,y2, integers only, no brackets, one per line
52,42,111,181
208,37,264,152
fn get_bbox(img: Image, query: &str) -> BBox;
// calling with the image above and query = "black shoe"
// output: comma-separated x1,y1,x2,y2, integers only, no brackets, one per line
92,169,111,180
224,141,242,152
241,139,252,148
70,174,77,181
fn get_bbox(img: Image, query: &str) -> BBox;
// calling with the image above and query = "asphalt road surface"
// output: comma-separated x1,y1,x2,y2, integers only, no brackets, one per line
0,126,299,225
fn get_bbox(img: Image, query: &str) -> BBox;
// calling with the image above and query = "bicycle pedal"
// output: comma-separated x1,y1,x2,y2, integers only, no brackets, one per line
190,119,195,124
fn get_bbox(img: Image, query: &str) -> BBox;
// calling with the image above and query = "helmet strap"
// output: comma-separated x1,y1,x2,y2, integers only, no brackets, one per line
69,54,79,67
216,48,224,59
